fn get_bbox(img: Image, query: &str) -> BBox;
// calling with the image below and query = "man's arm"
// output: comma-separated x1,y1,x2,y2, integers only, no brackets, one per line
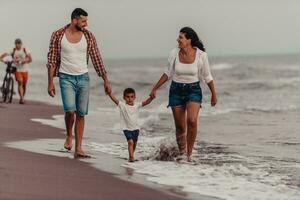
142,96,154,107
47,67,56,97
47,32,59,97
88,32,106,76
88,32,111,94
108,92,119,106
101,73,111,94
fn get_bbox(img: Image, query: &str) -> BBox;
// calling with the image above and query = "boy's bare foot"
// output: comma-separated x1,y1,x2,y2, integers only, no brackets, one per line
176,153,187,162
64,137,72,150
74,151,91,159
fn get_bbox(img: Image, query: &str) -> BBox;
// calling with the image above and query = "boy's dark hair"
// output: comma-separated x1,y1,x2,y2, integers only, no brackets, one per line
71,8,88,20
123,88,135,96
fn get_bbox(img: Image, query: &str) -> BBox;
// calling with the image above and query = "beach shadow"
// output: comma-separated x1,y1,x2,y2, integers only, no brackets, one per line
46,149,72,153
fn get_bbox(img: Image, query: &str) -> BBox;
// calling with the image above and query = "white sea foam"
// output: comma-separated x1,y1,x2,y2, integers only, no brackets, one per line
87,136,166,160
128,161,300,200
87,138,300,200
31,115,65,129
200,105,240,116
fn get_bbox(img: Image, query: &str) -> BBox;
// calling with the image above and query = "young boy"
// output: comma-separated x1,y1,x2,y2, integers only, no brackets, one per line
108,88,153,162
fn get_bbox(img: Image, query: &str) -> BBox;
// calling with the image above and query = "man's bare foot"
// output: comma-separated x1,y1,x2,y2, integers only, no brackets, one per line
74,150,91,159
129,156,135,162
19,99,25,104
64,137,72,150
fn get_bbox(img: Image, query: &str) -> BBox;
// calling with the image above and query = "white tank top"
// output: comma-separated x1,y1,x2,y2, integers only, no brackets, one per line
173,49,199,83
12,47,30,72
60,34,88,75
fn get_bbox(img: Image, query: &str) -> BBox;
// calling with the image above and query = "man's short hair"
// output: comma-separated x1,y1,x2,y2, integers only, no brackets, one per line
15,38,22,44
123,88,135,96
71,8,88,20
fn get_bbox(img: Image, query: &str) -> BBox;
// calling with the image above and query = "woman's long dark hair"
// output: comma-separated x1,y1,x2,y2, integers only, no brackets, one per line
180,27,205,52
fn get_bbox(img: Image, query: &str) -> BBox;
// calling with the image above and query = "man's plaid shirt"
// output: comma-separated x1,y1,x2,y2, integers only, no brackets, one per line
47,24,106,77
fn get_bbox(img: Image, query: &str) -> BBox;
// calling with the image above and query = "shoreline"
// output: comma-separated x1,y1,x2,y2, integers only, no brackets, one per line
0,100,191,200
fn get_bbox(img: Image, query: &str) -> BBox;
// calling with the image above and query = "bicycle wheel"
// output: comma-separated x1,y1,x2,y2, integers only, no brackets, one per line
2,77,9,102
7,77,14,103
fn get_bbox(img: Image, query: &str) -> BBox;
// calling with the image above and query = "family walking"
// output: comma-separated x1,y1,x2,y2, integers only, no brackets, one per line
46,8,217,162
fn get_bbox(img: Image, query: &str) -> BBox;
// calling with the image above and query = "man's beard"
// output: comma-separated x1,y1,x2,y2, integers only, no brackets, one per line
75,24,83,31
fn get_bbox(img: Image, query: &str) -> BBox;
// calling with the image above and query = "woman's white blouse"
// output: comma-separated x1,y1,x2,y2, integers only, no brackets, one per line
164,48,213,84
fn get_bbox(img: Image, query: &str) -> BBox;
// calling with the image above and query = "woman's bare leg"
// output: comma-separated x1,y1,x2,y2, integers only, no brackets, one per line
171,106,187,155
186,102,201,160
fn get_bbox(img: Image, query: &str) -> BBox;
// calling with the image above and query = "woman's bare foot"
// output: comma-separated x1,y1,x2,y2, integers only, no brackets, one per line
64,137,72,150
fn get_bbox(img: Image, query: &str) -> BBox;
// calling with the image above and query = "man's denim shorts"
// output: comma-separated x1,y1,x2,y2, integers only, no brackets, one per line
59,72,90,116
168,81,202,108
123,130,139,142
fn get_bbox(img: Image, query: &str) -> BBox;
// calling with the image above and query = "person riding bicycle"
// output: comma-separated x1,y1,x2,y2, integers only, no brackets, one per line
0,38,32,104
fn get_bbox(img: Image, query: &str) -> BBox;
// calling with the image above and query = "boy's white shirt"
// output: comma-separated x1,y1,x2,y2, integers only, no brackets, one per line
118,101,143,131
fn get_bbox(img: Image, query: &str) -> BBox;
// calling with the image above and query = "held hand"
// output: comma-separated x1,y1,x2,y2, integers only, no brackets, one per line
48,83,55,97
149,89,157,99
104,81,112,95
149,95,155,101
211,94,217,107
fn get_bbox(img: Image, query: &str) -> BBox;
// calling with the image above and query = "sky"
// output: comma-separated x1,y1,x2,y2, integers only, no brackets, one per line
0,0,299,60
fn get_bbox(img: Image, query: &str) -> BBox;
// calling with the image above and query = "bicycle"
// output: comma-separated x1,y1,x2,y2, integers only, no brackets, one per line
1,61,16,103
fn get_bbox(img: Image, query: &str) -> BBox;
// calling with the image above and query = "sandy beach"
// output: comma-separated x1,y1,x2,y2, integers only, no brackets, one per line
0,101,189,200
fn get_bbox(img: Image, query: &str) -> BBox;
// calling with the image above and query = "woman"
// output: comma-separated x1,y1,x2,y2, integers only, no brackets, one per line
150,27,217,161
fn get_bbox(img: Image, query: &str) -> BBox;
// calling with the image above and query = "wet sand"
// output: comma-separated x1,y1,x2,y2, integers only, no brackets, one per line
0,101,188,200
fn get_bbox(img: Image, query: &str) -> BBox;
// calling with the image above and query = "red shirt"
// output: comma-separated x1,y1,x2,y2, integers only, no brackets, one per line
47,24,106,77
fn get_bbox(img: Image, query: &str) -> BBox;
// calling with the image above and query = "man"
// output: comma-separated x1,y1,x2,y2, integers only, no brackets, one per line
47,8,111,158
0,38,32,104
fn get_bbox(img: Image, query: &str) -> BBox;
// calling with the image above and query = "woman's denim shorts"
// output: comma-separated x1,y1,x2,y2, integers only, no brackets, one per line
168,81,202,108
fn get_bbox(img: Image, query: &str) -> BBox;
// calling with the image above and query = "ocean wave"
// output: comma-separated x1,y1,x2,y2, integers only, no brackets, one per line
87,136,167,159
211,63,235,70
245,105,300,113
88,137,300,200
128,160,300,200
